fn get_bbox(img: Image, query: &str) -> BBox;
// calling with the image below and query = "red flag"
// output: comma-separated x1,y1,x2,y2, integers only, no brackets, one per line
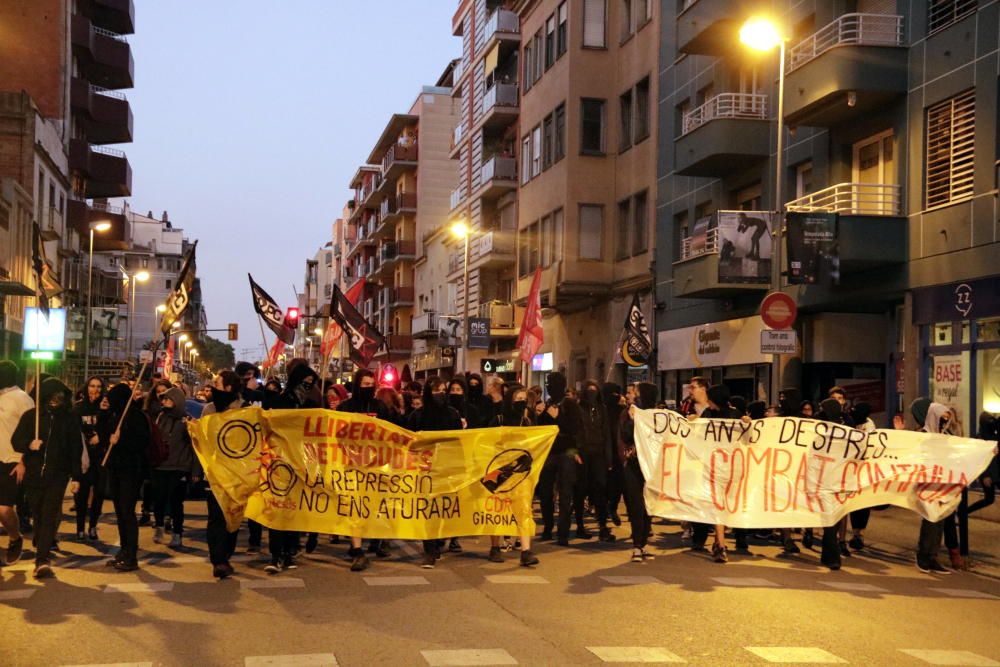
263,339,286,369
517,267,544,362
320,278,365,357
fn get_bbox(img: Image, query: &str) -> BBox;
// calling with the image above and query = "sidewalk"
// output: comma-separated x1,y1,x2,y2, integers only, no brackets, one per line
862,490,1000,580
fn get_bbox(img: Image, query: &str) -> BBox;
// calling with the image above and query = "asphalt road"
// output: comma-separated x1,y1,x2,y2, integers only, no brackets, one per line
1,500,999,667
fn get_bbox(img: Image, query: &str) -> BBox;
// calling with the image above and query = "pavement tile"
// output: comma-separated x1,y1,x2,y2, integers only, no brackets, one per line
586,646,686,663
421,648,518,666
711,577,781,588
0,589,37,600
898,650,1000,666
239,577,306,590
819,581,890,593
245,654,339,666
745,647,848,663
103,583,174,594
363,575,430,586
60,663,153,667
484,574,548,584
928,588,1000,600
599,576,664,585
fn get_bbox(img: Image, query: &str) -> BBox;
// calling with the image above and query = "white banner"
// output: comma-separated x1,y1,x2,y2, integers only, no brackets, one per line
634,409,997,528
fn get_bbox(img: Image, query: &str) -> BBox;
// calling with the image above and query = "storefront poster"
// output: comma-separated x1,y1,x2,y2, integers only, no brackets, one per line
786,212,840,285
932,354,969,429
717,211,773,284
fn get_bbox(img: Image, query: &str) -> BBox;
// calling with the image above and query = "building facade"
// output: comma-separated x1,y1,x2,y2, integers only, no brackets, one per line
656,0,999,430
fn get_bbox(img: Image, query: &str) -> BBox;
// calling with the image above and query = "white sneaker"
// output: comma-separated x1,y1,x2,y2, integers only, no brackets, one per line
169,533,182,548
153,527,165,544
631,548,643,563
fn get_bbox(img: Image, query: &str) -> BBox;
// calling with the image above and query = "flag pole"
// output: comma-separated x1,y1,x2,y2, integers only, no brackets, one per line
34,358,41,440
257,315,273,381
101,357,150,467
606,329,625,383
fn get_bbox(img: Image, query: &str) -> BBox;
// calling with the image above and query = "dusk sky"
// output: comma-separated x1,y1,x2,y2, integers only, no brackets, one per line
126,1,458,361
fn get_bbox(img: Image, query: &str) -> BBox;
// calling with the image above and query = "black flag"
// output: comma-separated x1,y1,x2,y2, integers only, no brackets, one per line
249,274,294,345
330,283,384,367
31,221,57,320
620,293,652,367
160,241,197,336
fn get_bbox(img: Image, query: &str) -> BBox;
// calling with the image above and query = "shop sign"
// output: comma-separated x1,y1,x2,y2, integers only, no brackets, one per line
932,354,969,424
913,276,1000,324
531,352,553,371
657,316,771,371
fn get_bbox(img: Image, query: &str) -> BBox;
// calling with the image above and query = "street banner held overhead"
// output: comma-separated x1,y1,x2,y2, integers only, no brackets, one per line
632,409,996,528
160,241,198,335
188,408,557,537
517,267,544,362
249,273,294,345
330,283,385,367
621,293,652,367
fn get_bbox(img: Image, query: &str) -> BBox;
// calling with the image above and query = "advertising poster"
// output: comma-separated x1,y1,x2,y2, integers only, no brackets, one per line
716,211,773,283
786,212,840,285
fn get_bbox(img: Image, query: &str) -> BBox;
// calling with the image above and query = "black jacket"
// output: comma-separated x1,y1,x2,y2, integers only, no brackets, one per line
105,383,151,475
74,393,110,478
12,378,82,485
406,404,463,432
538,396,583,458
579,398,609,460
155,387,197,474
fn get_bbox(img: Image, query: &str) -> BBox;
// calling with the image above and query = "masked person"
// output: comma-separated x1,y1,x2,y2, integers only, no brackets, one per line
12,378,83,578
620,382,658,562
465,373,492,429
74,376,109,541
847,402,876,551
536,372,584,546
813,396,851,571
442,377,471,553
578,379,615,542
602,383,625,527
0,361,33,565
911,398,961,574
236,361,265,405
152,387,199,549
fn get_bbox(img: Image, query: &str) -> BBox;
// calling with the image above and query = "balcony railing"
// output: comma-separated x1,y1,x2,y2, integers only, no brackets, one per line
453,122,466,148
478,300,515,328
449,252,465,274
681,93,767,135
785,182,901,216
388,286,415,304
679,228,720,261
788,13,904,73
91,84,126,100
380,240,416,262
481,155,517,182
450,188,465,211
93,26,128,42
412,312,438,336
381,142,418,174
483,83,518,112
484,9,519,42
453,59,465,81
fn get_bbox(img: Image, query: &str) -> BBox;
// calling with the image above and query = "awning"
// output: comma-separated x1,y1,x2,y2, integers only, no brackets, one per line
0,280,34,296
484,43,499,75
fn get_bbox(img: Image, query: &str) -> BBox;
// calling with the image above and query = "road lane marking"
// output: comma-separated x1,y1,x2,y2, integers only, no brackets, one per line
712,577,781,588
393,540,421,557
363,576,430,586
745,647,847,663
239,578,306,590
819,581,890,593
0,589,37,600
586,646,686,663
103,583,174,594
599,576,664,585
929,588,1000,600
898,649,1000,666
245,654,339,666
421,648,518,665
484,575,548,584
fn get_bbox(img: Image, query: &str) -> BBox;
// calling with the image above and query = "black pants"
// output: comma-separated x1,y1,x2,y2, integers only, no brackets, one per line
108,470,143,563
606,454,624,517
917,518,944,566
75,470,105,533
269,529,297,563
26,478,68,564
968,482,996,514
575,449,609,529
152,469,187,535
820,525,840,567
206,491,238,565
422,539,443,556
140,479,153,516
248,519,263,547
849,509,870,531
622,457,650,548
537,453,577,540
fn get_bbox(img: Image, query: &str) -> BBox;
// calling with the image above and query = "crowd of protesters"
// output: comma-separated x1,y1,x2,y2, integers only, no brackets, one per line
0,356,997,582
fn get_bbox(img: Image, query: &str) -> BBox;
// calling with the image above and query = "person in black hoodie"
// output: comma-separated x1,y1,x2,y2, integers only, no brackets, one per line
578,379,615,542
602,382,626,527
692,384,743,563
814,396,848,570
447,377,471,429
536,371,584,546
74,376,109,541
465,373,492,429
619,382,658,562
102,382,151,571
236,361,265,405
152,386,199,549
12,377,83,578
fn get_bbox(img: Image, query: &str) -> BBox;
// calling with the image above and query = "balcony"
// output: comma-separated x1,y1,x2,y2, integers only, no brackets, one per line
481,83,519,130
673,218,770,299
381,143,419,183
785,182,906,270
71,14,134,89
69,139,132,198
479,300,517,337
474,230,516,271
387,286,415,308
384,335,413,354
412,312,438,339
675,93,769,177
380,240,417,265
483,9,520,52
89,0,135,35
784,13,907,127
676,0,757,55
451,123,466,159
67,198,128,251
379,192,417,225
479,156,517,200
450,187,466,212
70,78,133,144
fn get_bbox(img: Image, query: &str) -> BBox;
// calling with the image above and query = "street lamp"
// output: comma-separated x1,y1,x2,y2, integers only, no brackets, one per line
126,270,150,360
740,15,788,401
184,340,193,366
451,220,472,372
83,220,111,382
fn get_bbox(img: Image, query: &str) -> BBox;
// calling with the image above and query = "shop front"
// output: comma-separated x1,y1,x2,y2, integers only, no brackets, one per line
914,275,1000,437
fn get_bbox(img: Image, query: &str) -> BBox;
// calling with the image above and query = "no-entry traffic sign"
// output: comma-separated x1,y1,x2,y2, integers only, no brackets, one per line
760,292,797,330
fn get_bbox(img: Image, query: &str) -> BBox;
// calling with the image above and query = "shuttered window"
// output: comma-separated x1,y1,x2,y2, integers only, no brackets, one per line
583,0,606,47
925,89,975,209
928,0,977,36
579,205,604,260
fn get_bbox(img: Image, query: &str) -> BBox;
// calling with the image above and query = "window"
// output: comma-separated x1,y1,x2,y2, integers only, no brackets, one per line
928,0,978,36
620,0,632,42
926,89,975,208
531,125,542,177
632,191,648,255
554,103,566,161
579,205,603,259
545,14,556,69
619,89,633,152
542,113,554,169
634,77,650,141
581,98,606,154
523,42,533,92
735,182,762,211
583,0,606,48
528,222,539,272
636,0,651,26
533,30,543,82
521,135,532,184
165,279,172,289
673,211,689,262
541,214,553,266
557,2,568,56
518,226,530,277
616,199,631,259
795,161,814,198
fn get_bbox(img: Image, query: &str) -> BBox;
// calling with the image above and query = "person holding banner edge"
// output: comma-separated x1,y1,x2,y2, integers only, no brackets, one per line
0,360,34,566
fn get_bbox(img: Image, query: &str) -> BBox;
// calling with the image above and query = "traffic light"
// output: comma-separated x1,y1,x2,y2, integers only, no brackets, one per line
284,307,300,328
227,323,238,341
380,364,398,387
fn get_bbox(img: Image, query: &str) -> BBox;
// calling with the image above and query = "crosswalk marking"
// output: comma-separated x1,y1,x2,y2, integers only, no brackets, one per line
420,648,518,666
929,588,1000,600
484,574,548,584
745,647,847,663
393,540,421,557
587,646,686,663
819,581,890,593
898,649,1000,666
363,575,430,586
239,578,306,590
103,583,174,594
599,575,663,585
0,589,37,600
712,577,781,588
245,654,339,666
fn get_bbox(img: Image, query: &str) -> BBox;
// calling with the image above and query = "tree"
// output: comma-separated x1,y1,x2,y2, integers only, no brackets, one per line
201,335,235,371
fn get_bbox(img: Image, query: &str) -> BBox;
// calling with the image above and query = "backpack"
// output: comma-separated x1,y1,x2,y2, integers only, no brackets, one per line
145,413,169,468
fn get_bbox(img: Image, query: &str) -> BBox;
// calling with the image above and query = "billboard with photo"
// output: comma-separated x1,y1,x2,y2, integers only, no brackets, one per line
716,211,773,283
786,211,840,285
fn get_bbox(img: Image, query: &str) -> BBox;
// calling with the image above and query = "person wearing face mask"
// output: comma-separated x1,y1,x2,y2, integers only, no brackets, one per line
0,361,34,566
620,382,658,562
152,387,200,549
464,373,491,429
578,379,615,542
236,361,265,406
536,371,584,546
12,378,83,578
602,383,626,528
447,377,470,429
73,376,109,541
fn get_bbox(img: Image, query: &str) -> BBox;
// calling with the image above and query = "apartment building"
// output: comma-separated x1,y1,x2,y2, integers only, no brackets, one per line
345,86,457,376
657,0,999,428
0,178,35,359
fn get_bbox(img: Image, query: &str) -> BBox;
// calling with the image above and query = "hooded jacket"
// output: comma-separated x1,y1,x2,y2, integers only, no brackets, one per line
618,382,658,463
155,387,198,473
703,385,741,419
268,364,321,410
537,372,583,457
923,402,951,434
74,385,110,477
406,383,463,432
104,383,151,475
579,381,609,458
465,373,493,428
602,383,625,447
337,369,391,419
11,378,82,485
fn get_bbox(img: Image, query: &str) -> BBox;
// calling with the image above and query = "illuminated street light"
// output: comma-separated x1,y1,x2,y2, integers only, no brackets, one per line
450,220,469,239
84,221,112,380
739,16,782,52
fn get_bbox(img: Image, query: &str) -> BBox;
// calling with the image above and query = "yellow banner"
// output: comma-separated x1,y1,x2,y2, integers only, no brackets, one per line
188,408,556,539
